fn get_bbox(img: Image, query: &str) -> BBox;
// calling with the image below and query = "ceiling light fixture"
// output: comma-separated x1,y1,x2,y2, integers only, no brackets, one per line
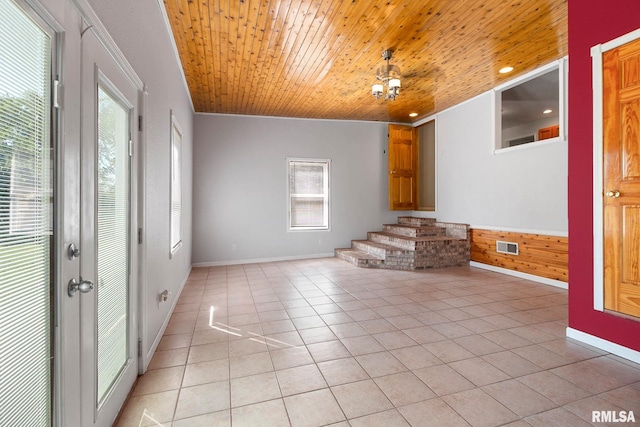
372,50,402,101
499,66,514,74
409,112,418,117
543,109,552,114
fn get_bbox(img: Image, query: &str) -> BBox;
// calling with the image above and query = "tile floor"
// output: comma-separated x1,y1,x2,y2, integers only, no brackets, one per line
115,258,640,427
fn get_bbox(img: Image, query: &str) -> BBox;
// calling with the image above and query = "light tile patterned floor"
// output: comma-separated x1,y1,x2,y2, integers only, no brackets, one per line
115,258,640,427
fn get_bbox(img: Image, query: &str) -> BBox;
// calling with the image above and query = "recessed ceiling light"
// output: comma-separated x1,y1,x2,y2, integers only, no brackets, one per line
409,112,418,117
499,66,514,74
543,109,552,114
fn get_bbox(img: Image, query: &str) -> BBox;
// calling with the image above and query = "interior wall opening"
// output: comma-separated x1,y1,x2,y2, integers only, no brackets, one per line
417,120,436,211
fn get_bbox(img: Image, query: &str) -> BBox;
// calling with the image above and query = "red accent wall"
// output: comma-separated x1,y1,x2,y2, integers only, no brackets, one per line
568,1,640,352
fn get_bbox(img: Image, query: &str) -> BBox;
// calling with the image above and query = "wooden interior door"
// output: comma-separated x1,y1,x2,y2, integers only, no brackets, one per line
388,124,417,210
603,37,640,319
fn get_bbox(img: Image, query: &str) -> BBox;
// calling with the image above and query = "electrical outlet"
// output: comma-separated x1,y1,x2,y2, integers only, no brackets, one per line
319,239,322,245
232,244,237,251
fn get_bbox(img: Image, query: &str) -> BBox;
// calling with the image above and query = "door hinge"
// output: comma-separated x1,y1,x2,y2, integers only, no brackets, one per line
53,79,62,109
129,140,133,157
138,227,143,244
138,115,143,132
137,339,142,357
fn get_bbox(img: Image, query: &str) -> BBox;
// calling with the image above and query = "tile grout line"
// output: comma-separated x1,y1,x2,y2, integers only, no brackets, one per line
125,260,640,427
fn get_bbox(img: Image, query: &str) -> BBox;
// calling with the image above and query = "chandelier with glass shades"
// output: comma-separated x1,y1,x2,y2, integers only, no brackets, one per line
372,50,402,101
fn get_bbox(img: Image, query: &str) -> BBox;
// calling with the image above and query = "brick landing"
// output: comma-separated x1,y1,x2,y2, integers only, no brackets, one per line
335,217,470,270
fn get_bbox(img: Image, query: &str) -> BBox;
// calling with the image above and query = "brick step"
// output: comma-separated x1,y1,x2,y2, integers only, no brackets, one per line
412,239,470,269
397,216,436,227
382,223,446,238
352,239,414,258
335,217,470,271
334,248,384,268
368,231,465,251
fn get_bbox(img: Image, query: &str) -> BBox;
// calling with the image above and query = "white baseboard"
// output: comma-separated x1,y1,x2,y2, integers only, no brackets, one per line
143,267,191,372
566,327,640,365
192,253,335,267
470,261,568,290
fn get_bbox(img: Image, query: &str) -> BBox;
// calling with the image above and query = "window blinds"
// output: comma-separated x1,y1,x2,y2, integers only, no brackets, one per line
288,160,329,230
96,86,130,405
170,118,182,253
0,0,52,425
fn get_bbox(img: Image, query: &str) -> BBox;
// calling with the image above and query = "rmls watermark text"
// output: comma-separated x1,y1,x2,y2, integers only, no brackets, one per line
592,410,636,423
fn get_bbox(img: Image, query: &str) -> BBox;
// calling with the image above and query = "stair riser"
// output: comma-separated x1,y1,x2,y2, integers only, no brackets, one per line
434,222,469,240
384,255,415,270
383,242,470,269
414,240,470,268
352,241,415,260
368,232,416,250
335,250,384,268
352,240,387,258
382,224,446,238
397,216,436,227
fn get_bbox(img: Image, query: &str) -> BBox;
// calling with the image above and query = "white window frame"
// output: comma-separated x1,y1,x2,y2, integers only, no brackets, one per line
169,111,182,256
493,58,567,154
287,157,330,232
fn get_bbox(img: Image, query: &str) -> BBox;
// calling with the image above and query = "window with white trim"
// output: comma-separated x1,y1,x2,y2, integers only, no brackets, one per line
494,59,567,152
170,112,182,256
287,158,330,231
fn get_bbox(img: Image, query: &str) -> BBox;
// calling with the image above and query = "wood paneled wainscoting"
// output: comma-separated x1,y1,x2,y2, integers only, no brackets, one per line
470,229,568,283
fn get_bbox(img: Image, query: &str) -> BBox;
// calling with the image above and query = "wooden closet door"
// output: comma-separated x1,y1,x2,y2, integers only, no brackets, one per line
603,37,640,319
388,124,417,210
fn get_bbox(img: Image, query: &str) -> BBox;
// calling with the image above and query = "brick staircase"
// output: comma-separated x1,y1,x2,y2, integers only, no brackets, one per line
335,216,470,270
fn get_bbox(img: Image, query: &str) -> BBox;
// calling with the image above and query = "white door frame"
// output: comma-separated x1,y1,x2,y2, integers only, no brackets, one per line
77,16,146,425
68,1,149,378
591,28,640,312
69,0,149,377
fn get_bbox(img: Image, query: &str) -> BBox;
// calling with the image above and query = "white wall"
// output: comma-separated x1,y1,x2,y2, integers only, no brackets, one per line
87,0,194,362
192,114,398,265
415,92,568,233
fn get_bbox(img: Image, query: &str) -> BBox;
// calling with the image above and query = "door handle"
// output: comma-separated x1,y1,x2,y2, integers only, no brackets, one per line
390,170,397,174
68,277,95,297
605,190,620,198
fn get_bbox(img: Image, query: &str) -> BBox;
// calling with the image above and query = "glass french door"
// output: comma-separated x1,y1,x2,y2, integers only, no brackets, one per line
0,0,54,425
0,1,140,425
79,29,139,427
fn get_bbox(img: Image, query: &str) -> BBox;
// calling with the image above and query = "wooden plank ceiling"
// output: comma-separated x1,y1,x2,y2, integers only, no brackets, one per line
162,0,567,123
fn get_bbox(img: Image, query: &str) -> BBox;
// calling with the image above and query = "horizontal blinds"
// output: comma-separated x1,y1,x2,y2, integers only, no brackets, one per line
96,86,129,405
291,197,325,227
289,160,329,229
170,122,181,251
0,0,52,426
